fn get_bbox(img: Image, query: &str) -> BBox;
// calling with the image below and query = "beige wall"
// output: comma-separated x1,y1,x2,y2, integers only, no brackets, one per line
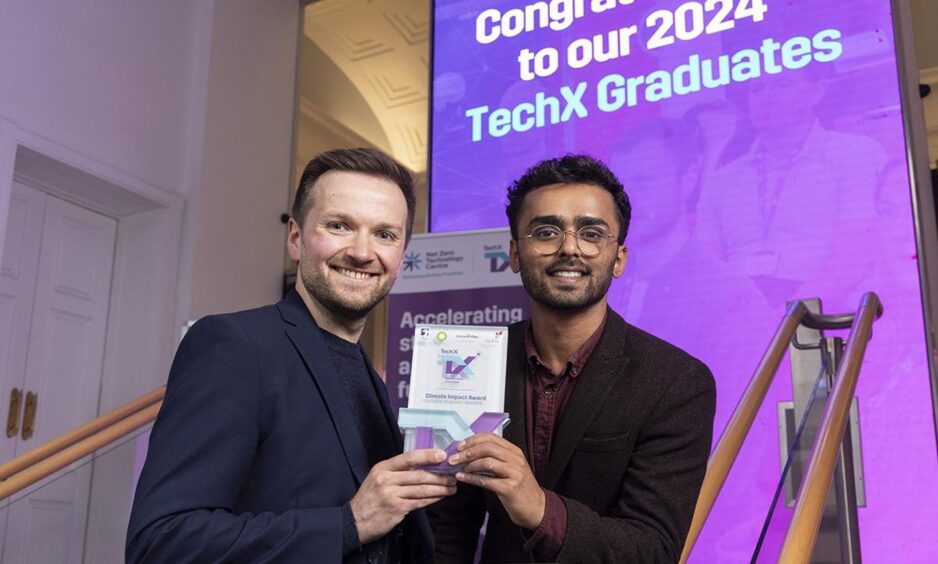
0,1,203,198
0,2,302,561
921,69,938,166
184,0,300,320
0,0,300,324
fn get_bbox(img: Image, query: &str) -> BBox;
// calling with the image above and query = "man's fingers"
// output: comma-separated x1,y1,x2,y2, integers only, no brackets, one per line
461,457,507,477
383,448,447,470
449,441,513,466
460,434,523,457
368,468,455,491
390,469,457,487
455,471,500,492
459,433,501,451
396,483,458,500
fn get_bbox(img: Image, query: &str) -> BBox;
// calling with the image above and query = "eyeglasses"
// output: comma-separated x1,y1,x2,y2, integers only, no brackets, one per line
523,224,617,257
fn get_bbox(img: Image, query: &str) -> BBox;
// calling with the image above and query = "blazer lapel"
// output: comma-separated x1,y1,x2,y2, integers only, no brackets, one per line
277,292,371,485
362,353,404,451
503,321,529,459
541,312,632,489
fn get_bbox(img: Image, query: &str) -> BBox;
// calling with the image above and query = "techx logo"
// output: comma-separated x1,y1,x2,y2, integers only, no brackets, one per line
484,251,510,272
441,353,478,380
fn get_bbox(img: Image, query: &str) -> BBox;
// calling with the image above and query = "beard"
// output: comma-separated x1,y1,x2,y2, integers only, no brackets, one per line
517,255,616,311
299,258,392,322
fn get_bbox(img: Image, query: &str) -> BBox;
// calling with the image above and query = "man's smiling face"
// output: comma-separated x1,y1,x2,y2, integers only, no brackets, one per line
288,170,408,322
510,182,627,312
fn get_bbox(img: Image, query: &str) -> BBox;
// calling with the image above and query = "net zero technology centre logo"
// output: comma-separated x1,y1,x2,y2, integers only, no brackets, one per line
403,251,422,271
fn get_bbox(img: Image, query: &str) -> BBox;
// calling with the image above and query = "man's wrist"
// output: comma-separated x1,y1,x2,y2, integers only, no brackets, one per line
525,487,547,530
341,502,362,556
521,489,567,560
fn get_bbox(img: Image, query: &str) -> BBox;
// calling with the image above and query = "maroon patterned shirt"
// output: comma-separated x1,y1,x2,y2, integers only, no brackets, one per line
520,315,606,560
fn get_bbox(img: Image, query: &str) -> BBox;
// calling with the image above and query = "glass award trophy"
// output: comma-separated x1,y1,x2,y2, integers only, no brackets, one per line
398,324,510,473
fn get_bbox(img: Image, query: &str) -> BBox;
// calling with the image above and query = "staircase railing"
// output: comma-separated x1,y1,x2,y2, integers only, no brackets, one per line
0,386,164,500
778,293,879,562
681,292,882,563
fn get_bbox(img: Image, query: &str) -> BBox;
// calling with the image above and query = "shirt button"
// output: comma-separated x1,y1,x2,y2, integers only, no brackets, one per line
537,444,546,454
544,385,555,395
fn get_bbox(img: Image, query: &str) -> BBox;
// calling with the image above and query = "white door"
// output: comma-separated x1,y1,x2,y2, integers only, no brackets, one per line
0,183,47,551
0,182,117,564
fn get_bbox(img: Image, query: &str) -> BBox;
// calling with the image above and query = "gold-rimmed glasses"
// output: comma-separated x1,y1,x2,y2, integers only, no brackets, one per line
523,224,616,257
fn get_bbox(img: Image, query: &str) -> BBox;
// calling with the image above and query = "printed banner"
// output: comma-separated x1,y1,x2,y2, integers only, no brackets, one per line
386,228,530,413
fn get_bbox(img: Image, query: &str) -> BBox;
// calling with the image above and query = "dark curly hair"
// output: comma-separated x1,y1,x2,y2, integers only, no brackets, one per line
505,154,631,243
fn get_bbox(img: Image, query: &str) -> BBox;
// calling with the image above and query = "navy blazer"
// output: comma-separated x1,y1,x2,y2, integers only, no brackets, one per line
430,310,716,563
127,291,434,563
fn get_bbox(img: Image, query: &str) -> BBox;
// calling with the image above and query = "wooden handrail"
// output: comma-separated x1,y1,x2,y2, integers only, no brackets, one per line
0,401,162,501
778,293,880,563
0,386,164,482
680,301,808,563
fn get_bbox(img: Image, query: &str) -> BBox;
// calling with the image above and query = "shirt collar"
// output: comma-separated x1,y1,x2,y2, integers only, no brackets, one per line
524,310,607,379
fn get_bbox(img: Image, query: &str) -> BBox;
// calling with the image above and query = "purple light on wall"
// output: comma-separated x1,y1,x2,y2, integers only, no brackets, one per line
429,0,938,559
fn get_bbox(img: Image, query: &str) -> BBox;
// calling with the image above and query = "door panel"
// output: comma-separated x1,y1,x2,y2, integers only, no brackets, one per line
21,498,73,564
0,183,46,550
22,196,116,446
0,189,117,564
0,183,45,447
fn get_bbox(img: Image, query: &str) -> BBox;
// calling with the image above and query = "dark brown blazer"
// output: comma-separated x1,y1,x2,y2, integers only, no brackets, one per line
429,309,716,563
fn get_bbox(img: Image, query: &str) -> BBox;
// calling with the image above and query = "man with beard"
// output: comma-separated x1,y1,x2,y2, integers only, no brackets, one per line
127,148,453,563
429,155,716,563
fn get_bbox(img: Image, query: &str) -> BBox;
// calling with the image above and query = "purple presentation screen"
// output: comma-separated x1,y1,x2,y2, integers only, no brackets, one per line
430,0,937,559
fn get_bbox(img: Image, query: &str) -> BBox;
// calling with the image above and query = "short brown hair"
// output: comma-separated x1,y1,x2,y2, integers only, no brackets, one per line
292,148,417,243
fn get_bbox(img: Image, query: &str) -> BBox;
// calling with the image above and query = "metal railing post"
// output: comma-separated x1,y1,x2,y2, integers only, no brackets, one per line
778,293,880,563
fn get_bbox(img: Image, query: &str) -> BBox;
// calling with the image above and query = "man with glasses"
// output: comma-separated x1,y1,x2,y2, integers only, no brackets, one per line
429,155,716,563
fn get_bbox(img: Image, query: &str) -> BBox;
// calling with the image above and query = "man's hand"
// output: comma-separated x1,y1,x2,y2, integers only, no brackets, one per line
350,448,456,544
448,433,546,530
